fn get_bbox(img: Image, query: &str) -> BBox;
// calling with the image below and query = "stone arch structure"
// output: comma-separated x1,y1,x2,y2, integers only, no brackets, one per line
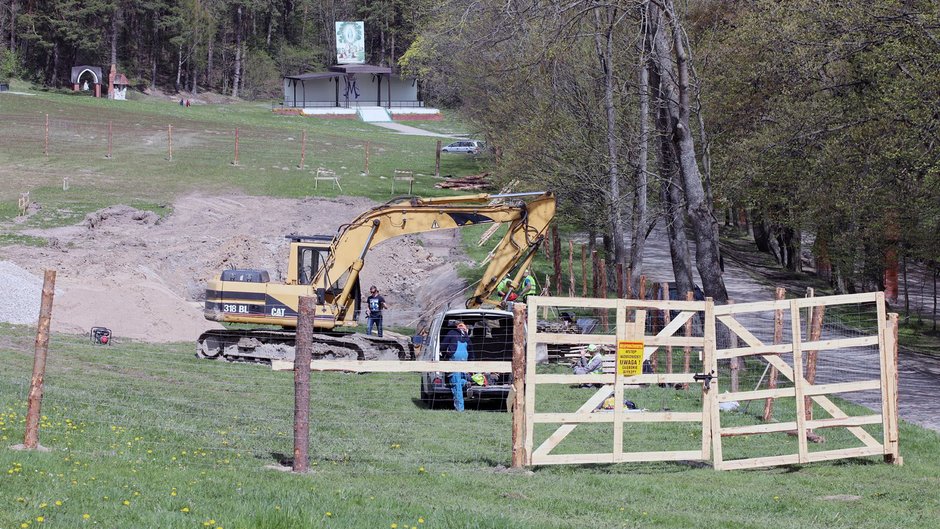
70,66,103,97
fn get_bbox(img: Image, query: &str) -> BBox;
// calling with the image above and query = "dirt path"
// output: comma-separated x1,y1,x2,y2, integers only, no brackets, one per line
0,194,468,342
632,225,940,432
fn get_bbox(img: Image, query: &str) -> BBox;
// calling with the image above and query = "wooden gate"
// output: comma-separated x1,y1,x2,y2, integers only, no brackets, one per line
523,296,715,465
710,292,901,470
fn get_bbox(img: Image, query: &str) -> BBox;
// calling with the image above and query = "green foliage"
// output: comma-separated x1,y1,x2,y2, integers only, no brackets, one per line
242,49,280,100
0,48,19,81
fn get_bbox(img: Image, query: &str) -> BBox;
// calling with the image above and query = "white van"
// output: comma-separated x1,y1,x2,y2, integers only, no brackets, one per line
418,308,514,408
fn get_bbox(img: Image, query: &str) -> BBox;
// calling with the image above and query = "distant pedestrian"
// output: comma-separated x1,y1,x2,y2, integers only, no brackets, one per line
366,285,387,337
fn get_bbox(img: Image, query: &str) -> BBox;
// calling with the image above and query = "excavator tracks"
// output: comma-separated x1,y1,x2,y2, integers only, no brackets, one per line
196,328,413,364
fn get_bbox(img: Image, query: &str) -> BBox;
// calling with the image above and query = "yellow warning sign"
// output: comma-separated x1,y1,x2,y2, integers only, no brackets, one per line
617,341,644,377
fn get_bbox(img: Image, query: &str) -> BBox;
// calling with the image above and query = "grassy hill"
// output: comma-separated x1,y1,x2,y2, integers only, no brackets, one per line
1,91,939,529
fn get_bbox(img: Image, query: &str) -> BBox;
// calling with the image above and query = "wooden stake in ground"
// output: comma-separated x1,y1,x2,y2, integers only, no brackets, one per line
728,299,740,393
23,270,56,450
804,288,825,424
762,287,786,421
581,245,587,297
681,291,693,384
435,140,442,178
232,128,240,166
638,275,647,300
298,130,307,169
511,303,527,468
364,141,370,175
616,263,624,298
44,114,49,156
167,124,173,161
657,282,672,374
552,226,561,295
568,240,575,297
106,120,113,159
599,259,608,329
293,296,315,472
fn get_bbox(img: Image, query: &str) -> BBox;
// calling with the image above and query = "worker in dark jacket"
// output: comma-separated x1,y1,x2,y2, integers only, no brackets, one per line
442,321,472,411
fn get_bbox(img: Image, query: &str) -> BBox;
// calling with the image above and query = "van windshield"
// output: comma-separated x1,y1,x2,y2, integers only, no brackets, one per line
438,315,513,361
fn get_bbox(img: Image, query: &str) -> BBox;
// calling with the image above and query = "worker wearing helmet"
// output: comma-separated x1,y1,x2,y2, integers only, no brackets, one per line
496,275,518,301
518,269,538,302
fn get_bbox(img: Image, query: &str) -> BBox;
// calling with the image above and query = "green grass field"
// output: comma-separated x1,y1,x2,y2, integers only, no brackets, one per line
1,324,939,529
2,91,940,528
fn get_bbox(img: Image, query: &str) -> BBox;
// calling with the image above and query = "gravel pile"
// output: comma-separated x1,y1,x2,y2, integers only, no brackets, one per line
0,261,44,325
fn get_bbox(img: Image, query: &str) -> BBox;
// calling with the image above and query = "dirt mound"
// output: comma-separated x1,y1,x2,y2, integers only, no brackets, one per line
82,205,160,229
0,194,468,343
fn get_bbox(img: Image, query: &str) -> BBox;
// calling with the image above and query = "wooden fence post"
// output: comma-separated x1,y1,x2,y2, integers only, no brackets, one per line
581,245,587,297
568,240,575,298
364,141,370,175
804,288,825,429
511,303,527,468
106,120,113,159
435,140,442,178
599,259,608,329
232,128,240,166
44,114,49,156
552,226,561,295
763,287,786,421
23,270,56,450
657,282,671,374
298,130,307,169
884,312,902,465
728,299,740,393
616,263,624,298
626,267,633,299
681,291,693,383
167,124,173,161
293,296,315,472
638,275,647,300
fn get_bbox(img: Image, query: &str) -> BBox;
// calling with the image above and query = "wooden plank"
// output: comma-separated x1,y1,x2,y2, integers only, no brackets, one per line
884,312,902,464
713,299,790,316
806,415,882,430
803,446,884,464
533,450,704,466
876,293,893,461
802,380,882,396
704,299,720,467
536,333,618,345
534,412,704,424
793,292,878,308
716,343,792,360
534,373,695,385
716,336,879,360
720,422,797,437
531,386,612,457
531,295,704,312
790,300,809,464
718,454,801,471
646,336,704,347
718,387,795,402
271,359,513,373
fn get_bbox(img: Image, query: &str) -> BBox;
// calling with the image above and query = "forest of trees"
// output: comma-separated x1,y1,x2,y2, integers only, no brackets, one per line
403,0,940,305
2,0,938,306
0,0,429,98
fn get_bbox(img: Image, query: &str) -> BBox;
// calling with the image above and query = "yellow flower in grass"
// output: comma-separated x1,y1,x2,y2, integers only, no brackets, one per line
180,507,190,513
83,514,90,520
36,517,44,523
391,524,398,529
418,518,425,524
325,512,332,517
122,500,130,506
55,501,62,506
20,523,29,528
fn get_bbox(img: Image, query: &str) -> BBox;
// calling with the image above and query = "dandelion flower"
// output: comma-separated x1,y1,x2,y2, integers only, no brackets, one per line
20,523,29,528
83,514,90,520
122,500,130,506
391,524,398,529
181,507,190,513
36,517,44,523
326,512,332,517
418,518,425,524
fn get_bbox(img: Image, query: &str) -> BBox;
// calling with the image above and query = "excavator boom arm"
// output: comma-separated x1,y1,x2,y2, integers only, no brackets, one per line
317,192,556,318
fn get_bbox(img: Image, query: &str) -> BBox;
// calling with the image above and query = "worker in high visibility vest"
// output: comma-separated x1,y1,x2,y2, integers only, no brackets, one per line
518,270,538,301
495,276,518,301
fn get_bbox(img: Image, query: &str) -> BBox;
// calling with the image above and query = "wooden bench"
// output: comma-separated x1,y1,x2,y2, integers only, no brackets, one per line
314,168,342,191
391,169,415,195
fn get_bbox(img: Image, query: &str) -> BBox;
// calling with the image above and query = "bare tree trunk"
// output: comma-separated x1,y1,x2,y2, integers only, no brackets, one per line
206,38,214,89
657,0,728,302
630,3,651,292
593,6,628,281
175,44,183,92
110,5,119,66
232,4,243,98
9,0,16,51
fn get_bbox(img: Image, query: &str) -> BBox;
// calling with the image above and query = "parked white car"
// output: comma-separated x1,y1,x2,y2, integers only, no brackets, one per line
440,140,485,154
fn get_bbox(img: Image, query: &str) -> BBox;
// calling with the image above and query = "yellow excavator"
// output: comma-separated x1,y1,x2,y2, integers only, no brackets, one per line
198,191,556,362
